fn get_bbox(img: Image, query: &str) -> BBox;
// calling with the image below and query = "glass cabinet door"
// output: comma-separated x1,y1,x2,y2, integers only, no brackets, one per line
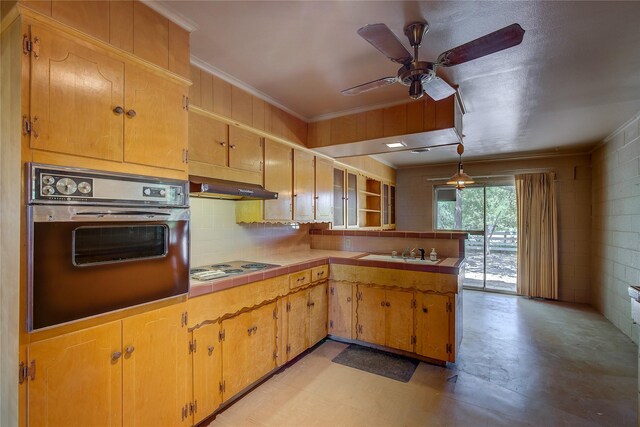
383,184,389,226
333,168,345,227
389,185,396,226
347,171,358,227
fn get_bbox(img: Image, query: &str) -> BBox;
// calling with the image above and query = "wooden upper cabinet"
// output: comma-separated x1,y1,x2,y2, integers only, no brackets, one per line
308,283,328,347
189,65,202,107
252,96,266,131
293,150,315,222
264,139,292,221
27,322,122,427
124,64,188,171
109,0,134,53
213,75,232,117
228,126,262,173
231,86,253,125
133,1,169,69
122,303,190,427
407,100,424,134
51,0,110,43
188,112,227,167
314,157,334,222
192,322,222,425
29,24,125,161
168,21,190,78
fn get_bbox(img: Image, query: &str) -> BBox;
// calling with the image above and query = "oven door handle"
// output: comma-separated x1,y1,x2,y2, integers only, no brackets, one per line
74,211,172,218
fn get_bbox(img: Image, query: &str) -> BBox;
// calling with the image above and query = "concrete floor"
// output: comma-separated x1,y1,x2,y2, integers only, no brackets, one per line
209,290,638,426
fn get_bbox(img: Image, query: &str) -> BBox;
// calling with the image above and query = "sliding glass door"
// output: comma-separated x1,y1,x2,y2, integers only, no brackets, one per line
435,184,517,293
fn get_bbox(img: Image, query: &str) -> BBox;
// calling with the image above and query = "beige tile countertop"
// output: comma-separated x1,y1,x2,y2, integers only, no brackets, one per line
189,250,464,298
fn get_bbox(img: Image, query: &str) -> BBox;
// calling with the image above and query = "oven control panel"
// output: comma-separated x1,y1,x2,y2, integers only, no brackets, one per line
29,164,188,207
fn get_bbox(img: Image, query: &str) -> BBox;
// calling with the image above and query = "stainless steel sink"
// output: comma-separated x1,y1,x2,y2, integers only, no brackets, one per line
360,254,440,265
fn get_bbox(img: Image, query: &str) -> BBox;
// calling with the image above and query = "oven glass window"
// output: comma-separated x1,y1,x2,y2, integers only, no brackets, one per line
73,225,168,266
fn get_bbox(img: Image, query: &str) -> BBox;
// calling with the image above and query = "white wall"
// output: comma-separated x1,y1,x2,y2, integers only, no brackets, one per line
189,197,312,267
592,113,640,343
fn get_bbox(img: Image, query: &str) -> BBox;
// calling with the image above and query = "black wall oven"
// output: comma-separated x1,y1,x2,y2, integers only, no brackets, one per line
27,163,190,330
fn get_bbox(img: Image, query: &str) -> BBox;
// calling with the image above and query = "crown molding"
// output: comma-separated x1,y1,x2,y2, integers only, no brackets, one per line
590,110,640,153
190,56,308,122
141,0,199,33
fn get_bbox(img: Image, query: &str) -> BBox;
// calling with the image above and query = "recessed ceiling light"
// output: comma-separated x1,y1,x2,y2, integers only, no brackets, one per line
385,141,406,148
411,148,430,154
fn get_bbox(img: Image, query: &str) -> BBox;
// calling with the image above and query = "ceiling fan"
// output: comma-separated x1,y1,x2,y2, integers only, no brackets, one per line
341,21,525,101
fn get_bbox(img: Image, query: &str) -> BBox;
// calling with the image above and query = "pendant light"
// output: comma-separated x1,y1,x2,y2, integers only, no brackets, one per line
447,143,474,190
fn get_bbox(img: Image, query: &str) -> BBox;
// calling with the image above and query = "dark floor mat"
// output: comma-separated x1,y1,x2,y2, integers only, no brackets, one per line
331,344,419,382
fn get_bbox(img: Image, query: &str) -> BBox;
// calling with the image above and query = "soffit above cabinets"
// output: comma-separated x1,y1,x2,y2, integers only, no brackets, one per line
158,1,640,166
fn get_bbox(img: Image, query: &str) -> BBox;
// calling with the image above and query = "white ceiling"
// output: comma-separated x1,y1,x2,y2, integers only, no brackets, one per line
160,0,640,167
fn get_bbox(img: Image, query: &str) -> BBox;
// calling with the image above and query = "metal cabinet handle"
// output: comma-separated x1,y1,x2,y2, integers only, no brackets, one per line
111,351,122,362
230,144,236,149
422,307,428,313
125,345,135,355
218,141,226,147
126,109,137,118
252,326,258,333
347,297,352,302
208,345,214,356
386,302,391,307
113,106,124,115
247,328,253,336
381,301,385,307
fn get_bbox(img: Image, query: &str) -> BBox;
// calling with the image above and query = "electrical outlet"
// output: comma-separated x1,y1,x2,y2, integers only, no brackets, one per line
345,238,351,249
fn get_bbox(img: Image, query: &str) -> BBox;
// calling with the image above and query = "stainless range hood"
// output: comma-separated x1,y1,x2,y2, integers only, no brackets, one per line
189,176,278,201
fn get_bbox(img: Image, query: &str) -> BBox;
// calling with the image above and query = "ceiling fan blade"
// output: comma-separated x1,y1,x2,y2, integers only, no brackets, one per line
422,77,456,101
357,23,413,65
437,23,525,67
341,77,398,96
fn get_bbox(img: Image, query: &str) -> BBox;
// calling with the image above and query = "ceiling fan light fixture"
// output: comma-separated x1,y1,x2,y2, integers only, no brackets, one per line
409,79,424,100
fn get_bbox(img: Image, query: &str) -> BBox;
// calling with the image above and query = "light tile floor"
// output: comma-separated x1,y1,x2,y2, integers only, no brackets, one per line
209,290,637,427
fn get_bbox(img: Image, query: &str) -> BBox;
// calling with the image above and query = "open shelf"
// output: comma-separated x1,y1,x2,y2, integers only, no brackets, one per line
359,190,381,197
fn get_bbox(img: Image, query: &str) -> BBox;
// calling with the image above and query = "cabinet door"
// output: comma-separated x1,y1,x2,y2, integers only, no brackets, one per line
124,64,188,171
228,126,262,172
28,322,122,427
286,290,309,362
264,139,292,220
30,24,125,161
356,286,386,346
385,290,414,352
188,112,227,167
192,323,222,425
415,293,450,361
249,302,278,382
122,303,190,427
328,282,352,338
315,157,334,222
333,168,345,227
308,282,328,346
346,171,358,227
293,150,315,222
221,310,253,400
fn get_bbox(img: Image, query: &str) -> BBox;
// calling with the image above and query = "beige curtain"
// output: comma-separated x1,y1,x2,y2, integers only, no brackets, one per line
515,173,558,299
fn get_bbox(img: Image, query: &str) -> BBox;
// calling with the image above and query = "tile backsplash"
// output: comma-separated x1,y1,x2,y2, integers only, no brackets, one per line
189,197,312,266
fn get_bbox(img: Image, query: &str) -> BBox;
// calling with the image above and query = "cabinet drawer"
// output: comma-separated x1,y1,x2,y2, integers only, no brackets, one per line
311,265,329,282
289,270,311,289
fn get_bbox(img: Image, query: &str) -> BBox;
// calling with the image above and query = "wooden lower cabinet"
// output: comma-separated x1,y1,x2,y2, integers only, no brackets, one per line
221,302,277,400
415,293,451,361
285,290,309,361
191,323,222,425
355,286,415,353
122,303,191,427
328,281,353,339
308,283,328,346
27,322,123,427
356,286,386,346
